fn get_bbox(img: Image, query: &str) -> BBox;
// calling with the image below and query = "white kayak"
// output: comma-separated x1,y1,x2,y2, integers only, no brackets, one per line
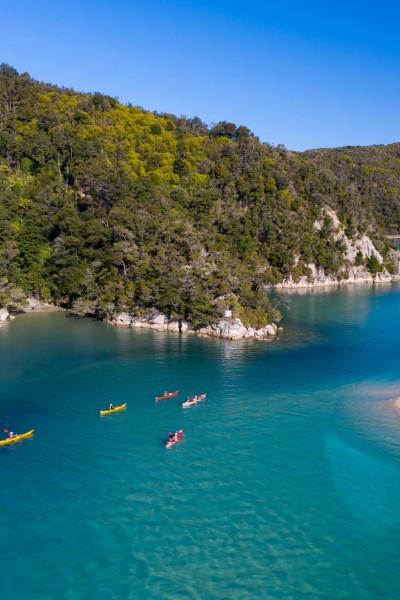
182,394,207,408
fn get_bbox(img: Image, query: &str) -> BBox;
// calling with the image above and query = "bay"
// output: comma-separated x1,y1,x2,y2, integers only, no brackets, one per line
0,284,400,599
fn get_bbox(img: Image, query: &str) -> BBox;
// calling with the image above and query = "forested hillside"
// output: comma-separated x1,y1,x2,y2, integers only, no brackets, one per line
0,65,399,327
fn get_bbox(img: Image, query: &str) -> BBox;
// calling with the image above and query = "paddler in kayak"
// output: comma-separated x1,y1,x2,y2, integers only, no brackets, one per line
108,403,115,410
8,431,15,438
167,430,184,443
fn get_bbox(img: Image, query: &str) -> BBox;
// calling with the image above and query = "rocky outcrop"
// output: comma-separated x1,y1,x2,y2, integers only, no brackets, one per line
22,297,62,313
106,309,277,340
0,307,10,325
276,207,399,289
197,318,278,340
106,310,190,334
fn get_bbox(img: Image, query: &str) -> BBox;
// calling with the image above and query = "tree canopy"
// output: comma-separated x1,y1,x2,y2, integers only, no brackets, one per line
0,66,399,326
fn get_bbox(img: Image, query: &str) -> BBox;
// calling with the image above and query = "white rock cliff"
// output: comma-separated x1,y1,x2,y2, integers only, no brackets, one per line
275,207,399,289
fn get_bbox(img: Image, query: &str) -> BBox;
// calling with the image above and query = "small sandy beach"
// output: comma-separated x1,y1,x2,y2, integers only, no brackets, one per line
391,397,400,410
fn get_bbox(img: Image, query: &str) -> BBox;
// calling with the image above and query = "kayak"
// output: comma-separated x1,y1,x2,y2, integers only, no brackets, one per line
166,430,185,448
99,403,127,416
155,390,179,401
182,394,207,408
0,429,34,447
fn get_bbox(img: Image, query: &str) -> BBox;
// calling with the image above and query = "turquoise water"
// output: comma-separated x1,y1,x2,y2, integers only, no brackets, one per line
1,285,400,600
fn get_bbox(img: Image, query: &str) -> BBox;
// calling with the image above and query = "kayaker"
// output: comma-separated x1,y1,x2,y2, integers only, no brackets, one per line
8,431,15,438
109,403,115,410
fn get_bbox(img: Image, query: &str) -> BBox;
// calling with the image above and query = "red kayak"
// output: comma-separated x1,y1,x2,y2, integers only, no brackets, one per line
155,390,179,402
166,430,185,448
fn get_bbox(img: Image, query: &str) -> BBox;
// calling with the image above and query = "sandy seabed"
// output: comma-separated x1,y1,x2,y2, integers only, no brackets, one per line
391,397,400,410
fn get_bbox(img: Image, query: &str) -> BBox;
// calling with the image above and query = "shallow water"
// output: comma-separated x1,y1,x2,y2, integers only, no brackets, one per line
1,284,400,599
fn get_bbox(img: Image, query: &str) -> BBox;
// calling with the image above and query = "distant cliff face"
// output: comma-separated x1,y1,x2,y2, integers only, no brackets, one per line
275,207,400,288
0,65,399,329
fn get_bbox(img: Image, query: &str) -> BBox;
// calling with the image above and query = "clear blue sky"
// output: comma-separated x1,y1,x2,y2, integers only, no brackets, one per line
1,0,399,149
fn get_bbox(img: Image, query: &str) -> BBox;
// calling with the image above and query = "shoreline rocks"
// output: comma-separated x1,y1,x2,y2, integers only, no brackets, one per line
105,309,278,341
0,297,278,340
273,265,396,289
0,307,10,325
21,297,63,313
0,297,63,326
196,318,278,340
105,310,190,334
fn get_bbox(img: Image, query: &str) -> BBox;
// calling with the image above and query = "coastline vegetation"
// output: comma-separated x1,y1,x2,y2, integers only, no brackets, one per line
0,65,399,327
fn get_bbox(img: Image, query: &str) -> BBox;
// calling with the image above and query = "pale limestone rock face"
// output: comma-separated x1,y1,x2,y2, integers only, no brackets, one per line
220,318,247,339
180,321,189,333
275,207,394,289
21,297,62,312
264,323,278,336
110,312,132,327
167,320,180,332
109,311,190,334
198,317,277,340
388,249,400,275
107,311,278,340
130,317,149,329
276,262,393,289
149,312,167,327
0,307,9,323
350,235,383,262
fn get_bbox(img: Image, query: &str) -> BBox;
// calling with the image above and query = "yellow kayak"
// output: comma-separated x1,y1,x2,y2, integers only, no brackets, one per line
99,403,127,416
0,429,34,447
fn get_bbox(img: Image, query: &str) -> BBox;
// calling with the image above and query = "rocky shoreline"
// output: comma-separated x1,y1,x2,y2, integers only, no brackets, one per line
105,310,279,341
0,298,63,327
1,207,400,341
273,267,399,290
0,298,279,341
